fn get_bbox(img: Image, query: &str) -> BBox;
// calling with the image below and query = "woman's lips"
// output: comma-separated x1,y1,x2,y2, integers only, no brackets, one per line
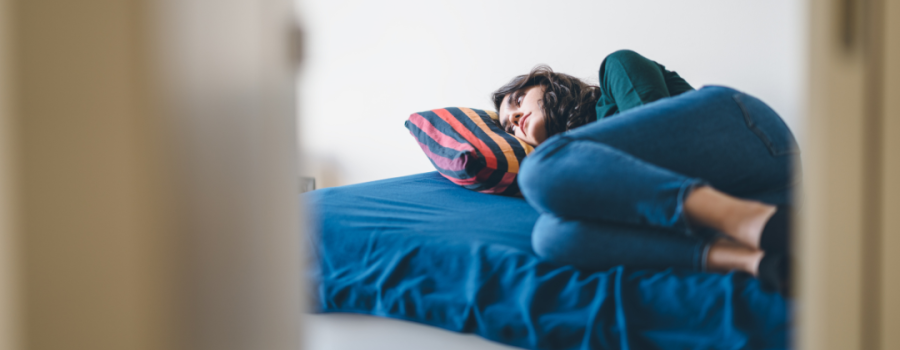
520,113,531,136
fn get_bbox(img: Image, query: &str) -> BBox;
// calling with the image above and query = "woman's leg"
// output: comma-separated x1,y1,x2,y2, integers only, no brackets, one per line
595,50,695,119
532,213,764,274
592,51,778,248
519,87,799,265
532,213,707,271
572,87,799,205
521,139,705,233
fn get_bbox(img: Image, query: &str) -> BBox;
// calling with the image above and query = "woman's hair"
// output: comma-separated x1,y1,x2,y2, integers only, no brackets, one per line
492,65,601,137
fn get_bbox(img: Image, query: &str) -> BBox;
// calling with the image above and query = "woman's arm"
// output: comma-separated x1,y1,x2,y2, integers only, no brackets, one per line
595,49,694,118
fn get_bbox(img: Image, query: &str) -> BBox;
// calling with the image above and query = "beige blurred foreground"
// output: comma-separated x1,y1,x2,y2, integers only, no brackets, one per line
0,0,301,350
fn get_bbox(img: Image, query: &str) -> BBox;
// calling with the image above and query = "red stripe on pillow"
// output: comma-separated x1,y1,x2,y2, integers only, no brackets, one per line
488,172,518,194
433,109,498,170
440,173,480,186
409,114,475,152
472,167,516,194
474,167,494,183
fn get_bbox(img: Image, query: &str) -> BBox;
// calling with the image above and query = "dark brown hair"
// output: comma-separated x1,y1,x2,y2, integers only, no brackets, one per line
492,65,601,137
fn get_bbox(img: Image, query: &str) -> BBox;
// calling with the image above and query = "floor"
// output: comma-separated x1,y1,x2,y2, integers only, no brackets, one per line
304,313,522,350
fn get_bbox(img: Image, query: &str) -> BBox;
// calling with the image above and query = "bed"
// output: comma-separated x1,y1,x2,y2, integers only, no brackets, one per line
303,171,790,350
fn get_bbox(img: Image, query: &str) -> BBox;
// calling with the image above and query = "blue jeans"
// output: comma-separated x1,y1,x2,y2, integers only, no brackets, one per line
518,86,800,271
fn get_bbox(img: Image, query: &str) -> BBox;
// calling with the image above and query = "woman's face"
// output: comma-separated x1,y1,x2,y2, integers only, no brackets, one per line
498,85,548,146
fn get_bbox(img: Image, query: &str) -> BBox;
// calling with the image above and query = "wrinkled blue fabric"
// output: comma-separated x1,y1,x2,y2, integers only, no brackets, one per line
304,172,790,350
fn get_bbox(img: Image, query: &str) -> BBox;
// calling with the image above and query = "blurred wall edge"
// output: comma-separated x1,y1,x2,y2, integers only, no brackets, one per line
800,0,899,349
0,0,20,349
0,0,302,350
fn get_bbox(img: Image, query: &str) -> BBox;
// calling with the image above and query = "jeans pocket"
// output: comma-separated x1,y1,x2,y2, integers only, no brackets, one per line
732,93,800,156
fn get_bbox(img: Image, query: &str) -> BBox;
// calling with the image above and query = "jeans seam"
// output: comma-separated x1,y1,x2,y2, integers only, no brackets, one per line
733,93,775,156
732,93,799,157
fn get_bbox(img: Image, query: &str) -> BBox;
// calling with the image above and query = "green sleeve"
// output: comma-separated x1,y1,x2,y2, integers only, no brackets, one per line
595,50,694,119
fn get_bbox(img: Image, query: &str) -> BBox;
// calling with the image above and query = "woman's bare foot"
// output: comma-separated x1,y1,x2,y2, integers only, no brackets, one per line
706,239,765,275
684,186,776,249
721,201,776,249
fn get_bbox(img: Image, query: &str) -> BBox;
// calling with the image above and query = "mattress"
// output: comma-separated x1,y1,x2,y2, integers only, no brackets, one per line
304,172,790,350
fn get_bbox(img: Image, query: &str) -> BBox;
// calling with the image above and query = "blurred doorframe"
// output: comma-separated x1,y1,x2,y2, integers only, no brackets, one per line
0,1,301,349
800,0,899,349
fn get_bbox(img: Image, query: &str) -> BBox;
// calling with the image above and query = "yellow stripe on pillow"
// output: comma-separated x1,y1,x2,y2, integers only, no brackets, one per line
461,108,522,173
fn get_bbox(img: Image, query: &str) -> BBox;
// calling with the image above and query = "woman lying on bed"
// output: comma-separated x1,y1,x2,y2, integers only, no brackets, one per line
494,50,797,293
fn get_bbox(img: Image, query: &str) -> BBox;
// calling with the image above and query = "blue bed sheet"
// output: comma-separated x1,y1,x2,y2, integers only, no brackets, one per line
304,172,790,350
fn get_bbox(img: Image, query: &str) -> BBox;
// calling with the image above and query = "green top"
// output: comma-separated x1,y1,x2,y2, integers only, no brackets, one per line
594,50,695,119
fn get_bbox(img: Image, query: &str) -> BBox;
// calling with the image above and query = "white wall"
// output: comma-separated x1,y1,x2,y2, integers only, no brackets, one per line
295,0,806,187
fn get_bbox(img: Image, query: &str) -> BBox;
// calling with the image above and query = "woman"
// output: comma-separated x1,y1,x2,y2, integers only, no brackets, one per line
494,50,798,293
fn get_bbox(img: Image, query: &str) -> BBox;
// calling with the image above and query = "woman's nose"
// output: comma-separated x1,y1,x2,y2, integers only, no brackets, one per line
509,112,522,126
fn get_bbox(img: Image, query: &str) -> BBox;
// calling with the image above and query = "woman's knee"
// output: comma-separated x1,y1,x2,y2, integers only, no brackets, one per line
532,214,620,271
518,136,571,204
531,214,570,264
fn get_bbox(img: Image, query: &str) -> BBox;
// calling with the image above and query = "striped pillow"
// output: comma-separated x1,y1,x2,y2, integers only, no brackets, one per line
405,107,534,195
